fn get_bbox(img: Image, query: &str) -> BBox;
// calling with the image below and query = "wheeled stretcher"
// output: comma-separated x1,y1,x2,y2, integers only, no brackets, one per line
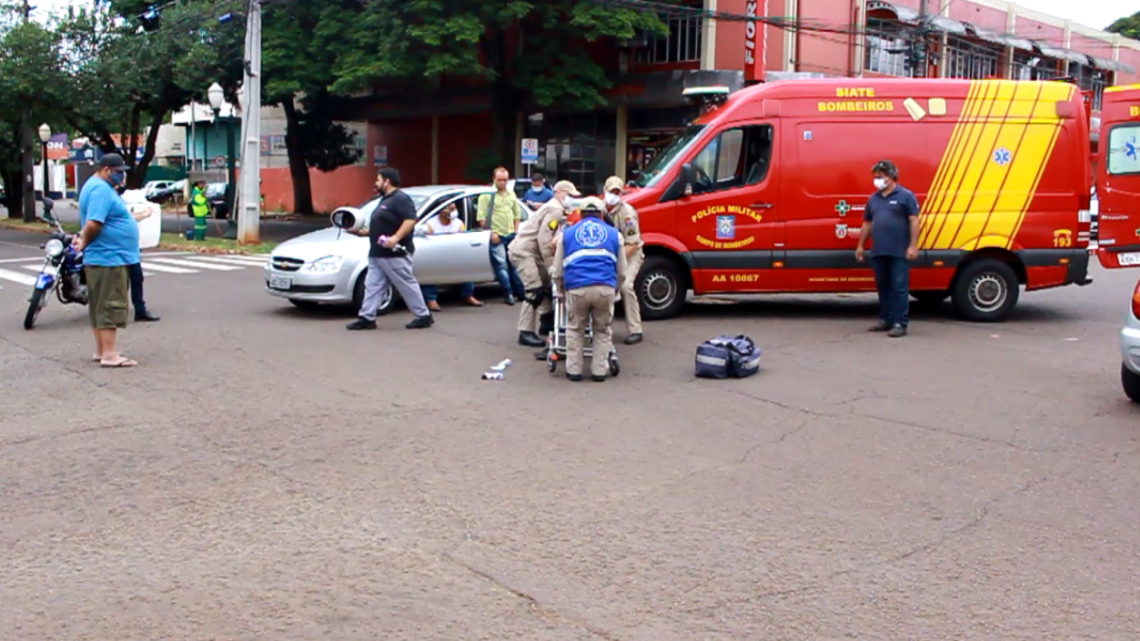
545,284,620,377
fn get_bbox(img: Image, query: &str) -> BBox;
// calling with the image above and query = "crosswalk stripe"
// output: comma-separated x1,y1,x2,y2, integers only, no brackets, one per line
138,262,197,274
0,268,37,286
185,255,268,267
147,257,243,271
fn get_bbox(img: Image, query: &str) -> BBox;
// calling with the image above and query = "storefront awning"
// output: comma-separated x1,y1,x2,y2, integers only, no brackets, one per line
1090,55,1136,74
965,23,1034,51
868,0,968,34
1034,41,1090,65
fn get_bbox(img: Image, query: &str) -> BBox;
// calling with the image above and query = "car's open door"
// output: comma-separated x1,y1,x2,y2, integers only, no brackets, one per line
411,194,495,285
1095,85,1140,268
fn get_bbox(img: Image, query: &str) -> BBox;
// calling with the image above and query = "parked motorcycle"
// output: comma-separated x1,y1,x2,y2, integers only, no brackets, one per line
24,199,88,330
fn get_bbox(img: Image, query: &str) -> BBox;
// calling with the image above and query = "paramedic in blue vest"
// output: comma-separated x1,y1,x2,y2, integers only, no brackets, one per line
855,159,920,338
550,197,627,382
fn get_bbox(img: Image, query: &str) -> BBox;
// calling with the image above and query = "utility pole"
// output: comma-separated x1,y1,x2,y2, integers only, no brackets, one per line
236,0,262,244
20,0,35,222
915,0,929,79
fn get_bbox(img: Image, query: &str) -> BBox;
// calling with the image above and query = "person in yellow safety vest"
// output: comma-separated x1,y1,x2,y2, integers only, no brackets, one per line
189,179,210,241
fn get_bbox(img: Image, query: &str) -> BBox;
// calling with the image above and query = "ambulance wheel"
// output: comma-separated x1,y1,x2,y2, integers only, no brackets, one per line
951,259,1019,322
608,354,620,377
638,255,687,321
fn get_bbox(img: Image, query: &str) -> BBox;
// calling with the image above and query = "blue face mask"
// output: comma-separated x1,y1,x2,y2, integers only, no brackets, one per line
111,170,126,186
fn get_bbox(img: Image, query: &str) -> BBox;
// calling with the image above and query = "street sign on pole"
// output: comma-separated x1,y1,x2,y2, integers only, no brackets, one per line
521,138,538,165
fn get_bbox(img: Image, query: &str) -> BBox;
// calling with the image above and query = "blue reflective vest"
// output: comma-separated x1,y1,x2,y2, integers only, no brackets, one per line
562,217,620,291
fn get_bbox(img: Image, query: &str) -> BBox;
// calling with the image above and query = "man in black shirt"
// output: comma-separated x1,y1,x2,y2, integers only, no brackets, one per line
347,167,434,330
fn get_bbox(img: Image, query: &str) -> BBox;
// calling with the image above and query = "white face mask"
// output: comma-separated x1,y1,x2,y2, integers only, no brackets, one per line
873,177,889,191
531,185,544,192
604,192,621,207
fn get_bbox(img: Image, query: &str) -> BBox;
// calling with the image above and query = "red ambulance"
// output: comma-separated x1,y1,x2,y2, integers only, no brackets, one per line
1093,84,1140,269
623,78,1095,322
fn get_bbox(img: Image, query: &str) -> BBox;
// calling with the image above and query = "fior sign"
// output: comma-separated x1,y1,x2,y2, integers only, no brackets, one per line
744,0,767,83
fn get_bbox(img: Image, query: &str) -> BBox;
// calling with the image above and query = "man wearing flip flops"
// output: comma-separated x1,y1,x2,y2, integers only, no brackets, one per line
74,153,140,368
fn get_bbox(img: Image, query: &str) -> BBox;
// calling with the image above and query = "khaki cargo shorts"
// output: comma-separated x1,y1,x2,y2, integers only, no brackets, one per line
86,265,130,329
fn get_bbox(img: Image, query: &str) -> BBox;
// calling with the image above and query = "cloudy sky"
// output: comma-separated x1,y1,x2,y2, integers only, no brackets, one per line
28,0,1133,35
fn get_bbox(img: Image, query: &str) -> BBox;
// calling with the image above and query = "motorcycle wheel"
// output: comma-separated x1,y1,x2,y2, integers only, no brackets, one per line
24,288,46,330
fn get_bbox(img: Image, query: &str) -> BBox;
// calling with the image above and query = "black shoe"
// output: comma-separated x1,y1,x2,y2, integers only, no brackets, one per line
868,321,892,332
566,373,582,382
504,294,516,306
406,314,434,329
623,333,643,345
534,348,549,361
135,311,160,322
888,324,907,338
518,331,544,347
592,374,607,382
347,317,377,330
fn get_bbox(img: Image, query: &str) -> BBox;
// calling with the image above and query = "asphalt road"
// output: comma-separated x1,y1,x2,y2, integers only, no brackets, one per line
1,226,1138,640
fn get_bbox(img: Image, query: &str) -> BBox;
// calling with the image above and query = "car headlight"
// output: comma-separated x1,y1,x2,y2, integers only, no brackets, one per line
306,255,344,273
45,238,65,258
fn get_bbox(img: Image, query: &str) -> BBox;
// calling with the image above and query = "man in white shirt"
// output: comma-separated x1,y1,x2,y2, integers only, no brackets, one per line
421,203,483,311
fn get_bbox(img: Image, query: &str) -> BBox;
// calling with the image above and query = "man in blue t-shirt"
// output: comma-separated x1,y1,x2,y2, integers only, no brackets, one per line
855,159,920,338
75,153,141,367
523,172,554,209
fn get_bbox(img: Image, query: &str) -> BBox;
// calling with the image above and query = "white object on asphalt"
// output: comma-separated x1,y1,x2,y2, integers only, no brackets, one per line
490,359,511,371
481,372,504,381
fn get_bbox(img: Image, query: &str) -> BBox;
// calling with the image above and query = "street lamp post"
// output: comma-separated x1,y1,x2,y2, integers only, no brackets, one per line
207,83,238,234
37,123,51,206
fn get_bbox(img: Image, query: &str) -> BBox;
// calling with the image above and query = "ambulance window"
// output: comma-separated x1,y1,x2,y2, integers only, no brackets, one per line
1107,126,1140,176
690,125,773,194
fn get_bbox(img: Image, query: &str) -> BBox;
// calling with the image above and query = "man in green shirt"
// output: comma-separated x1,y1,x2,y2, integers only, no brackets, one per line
476,166,526,305
189,179,210,241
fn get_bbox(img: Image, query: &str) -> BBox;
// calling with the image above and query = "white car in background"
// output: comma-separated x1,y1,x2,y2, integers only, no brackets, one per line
264,183,534,312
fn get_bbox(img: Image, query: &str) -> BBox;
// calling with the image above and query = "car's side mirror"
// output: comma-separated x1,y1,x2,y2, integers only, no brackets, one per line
680,163,695,197
413,227,427,238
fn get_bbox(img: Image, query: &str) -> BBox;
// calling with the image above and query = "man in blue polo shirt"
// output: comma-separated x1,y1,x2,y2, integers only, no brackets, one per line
75,153,141,367
855,160,920,338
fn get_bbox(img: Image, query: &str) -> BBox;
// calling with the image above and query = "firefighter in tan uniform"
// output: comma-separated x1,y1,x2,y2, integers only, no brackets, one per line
603,176,644,345
551,198,627,382
508,179,580,348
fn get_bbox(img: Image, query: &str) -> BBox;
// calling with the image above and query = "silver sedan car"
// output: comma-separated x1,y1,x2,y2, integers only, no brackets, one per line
264,183,534,312
1121,274,1140,403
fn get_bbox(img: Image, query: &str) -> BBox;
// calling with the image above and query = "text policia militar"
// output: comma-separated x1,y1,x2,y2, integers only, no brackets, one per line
819,87,895,113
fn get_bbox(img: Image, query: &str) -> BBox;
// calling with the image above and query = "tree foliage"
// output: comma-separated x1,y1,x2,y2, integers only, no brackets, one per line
330,0,673,168
1106,11,1140,40
0,18,66,212
261,0,361,214
54,0,245,187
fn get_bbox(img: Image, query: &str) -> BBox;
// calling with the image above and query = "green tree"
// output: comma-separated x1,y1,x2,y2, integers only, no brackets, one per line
1106,11,1140,40
0,18,65,216
329,0,672,175
55,0,244,188
262,0,361,214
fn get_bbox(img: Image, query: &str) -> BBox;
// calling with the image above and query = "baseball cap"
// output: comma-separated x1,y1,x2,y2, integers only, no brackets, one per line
604,176,625,193
553,180,581,197
577,196,606,212
98,153,126,169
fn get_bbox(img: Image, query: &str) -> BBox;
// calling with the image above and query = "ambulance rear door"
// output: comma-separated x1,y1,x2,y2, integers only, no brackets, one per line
1094,86,1140,268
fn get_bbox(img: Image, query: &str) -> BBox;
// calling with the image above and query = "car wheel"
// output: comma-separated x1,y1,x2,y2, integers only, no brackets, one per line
637,255,688,321
352,271,397,314
950,258,1020,323
1122,363,1140,404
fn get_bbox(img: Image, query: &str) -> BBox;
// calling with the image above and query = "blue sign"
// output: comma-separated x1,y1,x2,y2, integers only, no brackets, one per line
716,215,736,240
521,138,539,165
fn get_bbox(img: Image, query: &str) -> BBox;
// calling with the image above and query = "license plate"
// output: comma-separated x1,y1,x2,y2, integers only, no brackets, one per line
1118,252,1140,267
269,276,292,290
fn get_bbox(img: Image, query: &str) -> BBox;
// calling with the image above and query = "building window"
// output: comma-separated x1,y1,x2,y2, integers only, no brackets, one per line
1011,51,1061,81
944,36,1000,79
636,11,703,65
1077,65,1111,111
865,17,912,77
